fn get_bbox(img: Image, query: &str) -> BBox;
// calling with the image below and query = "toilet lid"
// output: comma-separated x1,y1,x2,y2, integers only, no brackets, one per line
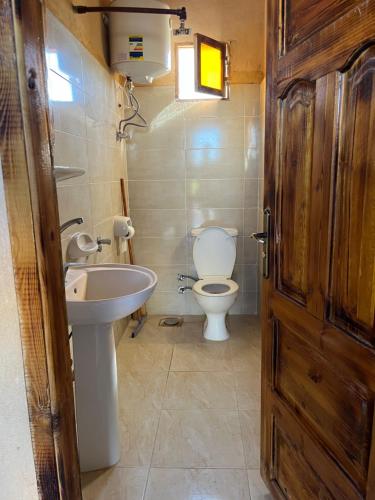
193,227,236,279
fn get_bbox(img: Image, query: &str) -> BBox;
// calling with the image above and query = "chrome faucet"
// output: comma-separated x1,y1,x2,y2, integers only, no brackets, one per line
177,273,198,282
60,217,84,233
63,262,86,281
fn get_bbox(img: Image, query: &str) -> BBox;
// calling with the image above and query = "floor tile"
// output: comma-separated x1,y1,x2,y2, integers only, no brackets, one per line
239,410,261,468
118,371,168,411
152,410,245,468
235,370,261,410
122,317,179,344
118,410,160,466
230,342,261,372
170,343,232,372
163,371,237,410
247,469,272,499
81,467,148,500
144,468,251,500
117,343,173,372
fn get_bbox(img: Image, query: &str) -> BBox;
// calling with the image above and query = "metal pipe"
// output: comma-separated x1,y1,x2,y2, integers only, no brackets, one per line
178,286,192,294
73,5,187,20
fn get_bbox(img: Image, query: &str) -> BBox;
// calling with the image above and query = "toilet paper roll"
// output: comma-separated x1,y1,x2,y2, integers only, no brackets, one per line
114,215,133,238
123,226,135,240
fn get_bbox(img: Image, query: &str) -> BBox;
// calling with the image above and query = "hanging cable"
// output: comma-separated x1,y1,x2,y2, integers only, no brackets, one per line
116,79,148,141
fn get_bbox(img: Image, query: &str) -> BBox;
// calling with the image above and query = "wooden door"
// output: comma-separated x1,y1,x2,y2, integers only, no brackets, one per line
261,1,375,498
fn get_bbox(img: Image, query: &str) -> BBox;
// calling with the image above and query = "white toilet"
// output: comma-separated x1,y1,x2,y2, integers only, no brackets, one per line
191,226,239,341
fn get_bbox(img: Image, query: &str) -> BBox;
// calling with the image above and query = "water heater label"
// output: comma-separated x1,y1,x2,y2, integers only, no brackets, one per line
129,36,144,60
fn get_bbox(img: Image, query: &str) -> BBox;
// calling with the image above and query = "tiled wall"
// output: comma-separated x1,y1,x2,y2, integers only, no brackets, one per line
127,85,262,315
46,12,129,340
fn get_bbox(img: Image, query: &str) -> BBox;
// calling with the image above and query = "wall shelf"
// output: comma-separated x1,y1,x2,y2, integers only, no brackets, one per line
54,166,85,182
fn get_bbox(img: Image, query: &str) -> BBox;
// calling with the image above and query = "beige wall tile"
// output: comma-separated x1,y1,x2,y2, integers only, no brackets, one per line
53,130,88,173
131,209,186,237
46,10,83,88
244,179,259,208
183,85,245,119
126,84,262,314
129,180,185,209
90,182,113,223
47,11,129,277
133,237,187,266
129,116,185,150
50,83,86,137
146,290,187,315
186,148,244,179
128,148,185,180
245,117,261,149
187,179,244,209
244,208,258,234
185,117,244,149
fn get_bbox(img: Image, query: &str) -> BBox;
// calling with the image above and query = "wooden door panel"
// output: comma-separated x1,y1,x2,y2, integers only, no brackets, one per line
281,0,358,54
272,317,374,488
276,80,315,306
270,404,362,499
277,0,375,89
330,44,375,347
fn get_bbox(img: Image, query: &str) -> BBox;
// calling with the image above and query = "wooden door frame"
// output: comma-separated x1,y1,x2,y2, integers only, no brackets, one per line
1,0,81,498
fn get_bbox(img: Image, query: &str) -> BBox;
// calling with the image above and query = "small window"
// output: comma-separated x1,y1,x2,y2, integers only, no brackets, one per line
176,36,228,101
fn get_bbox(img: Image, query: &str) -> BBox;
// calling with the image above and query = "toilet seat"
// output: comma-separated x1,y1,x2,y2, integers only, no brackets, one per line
193,278,239,297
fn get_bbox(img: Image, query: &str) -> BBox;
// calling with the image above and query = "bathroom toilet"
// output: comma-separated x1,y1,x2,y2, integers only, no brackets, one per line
191,226,239,341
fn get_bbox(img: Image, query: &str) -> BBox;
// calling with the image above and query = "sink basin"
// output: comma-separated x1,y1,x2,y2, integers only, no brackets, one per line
65,263,157,472
66,263,157,325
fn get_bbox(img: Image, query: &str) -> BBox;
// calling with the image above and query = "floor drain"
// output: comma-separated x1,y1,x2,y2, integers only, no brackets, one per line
159,317,184,327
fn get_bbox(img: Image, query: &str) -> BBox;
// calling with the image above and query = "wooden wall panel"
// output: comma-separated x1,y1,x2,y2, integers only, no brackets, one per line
330,45,375,347
276,80,315,305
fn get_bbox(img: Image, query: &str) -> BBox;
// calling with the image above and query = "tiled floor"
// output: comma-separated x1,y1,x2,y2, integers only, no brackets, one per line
81,315,271,500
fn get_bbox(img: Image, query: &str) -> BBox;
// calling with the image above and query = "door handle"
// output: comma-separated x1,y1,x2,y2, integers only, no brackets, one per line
251,208,271,279
251,232,267,244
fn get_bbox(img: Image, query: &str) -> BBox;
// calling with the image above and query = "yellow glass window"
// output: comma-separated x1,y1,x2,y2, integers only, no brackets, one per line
195,34,226,97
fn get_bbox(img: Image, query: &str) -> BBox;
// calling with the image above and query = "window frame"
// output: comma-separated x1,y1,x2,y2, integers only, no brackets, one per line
195,33,227,97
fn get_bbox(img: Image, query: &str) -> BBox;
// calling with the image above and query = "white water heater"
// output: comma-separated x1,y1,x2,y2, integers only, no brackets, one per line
109,0,172,84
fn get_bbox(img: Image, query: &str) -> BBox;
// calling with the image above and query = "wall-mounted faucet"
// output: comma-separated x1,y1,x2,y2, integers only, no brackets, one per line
60,217,84,233
177,273,198,282
63,262,86,281
97,236,112,252
178,285,192,294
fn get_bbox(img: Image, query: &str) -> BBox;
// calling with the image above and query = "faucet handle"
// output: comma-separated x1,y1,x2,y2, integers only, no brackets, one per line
97,236,112,252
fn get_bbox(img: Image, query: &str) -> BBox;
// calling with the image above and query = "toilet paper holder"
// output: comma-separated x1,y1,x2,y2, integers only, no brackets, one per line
114,215,135,239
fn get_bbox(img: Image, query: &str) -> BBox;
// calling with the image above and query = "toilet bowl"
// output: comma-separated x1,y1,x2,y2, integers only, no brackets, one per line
191,227,239,341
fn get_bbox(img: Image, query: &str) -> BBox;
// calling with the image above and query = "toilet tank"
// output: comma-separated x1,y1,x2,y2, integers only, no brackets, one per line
109,0,172,84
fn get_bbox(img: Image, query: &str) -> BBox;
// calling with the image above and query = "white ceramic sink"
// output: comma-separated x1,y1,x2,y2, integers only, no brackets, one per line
65,263,157,472
66,263,157,325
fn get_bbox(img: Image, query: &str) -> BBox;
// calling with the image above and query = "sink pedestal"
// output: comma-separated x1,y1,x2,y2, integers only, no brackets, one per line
72,323,120,472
